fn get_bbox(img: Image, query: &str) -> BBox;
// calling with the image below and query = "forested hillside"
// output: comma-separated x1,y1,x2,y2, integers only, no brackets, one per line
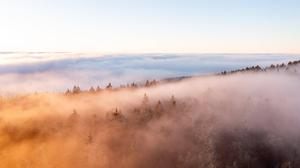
0,61,300,168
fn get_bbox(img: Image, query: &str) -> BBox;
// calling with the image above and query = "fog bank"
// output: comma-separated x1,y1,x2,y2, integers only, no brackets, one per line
0,67,300,167
0,53,299,94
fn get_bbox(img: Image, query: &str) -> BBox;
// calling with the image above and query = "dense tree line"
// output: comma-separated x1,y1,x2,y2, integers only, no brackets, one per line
219,59,300,75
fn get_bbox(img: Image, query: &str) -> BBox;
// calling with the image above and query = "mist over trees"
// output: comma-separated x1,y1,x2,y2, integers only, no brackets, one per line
219,60,300,75
64,60,300,95
0,60,300,168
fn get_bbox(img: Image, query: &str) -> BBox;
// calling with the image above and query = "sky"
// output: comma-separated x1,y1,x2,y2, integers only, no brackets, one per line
0,0,300,53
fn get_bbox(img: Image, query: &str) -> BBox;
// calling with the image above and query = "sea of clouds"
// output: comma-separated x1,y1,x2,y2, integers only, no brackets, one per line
0,52,299,94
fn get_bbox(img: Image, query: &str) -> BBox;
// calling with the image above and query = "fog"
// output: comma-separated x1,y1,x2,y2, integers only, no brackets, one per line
1,53,299,94
0,66,300,168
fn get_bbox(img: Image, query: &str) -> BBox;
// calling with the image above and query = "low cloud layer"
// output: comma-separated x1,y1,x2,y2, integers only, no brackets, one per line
0,53,299,94
0,68,300,167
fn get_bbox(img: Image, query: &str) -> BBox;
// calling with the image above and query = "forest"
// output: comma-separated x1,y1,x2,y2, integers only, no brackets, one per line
0,60,300,168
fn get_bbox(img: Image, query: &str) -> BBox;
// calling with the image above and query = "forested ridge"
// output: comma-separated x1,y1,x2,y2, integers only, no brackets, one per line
0,60,300,168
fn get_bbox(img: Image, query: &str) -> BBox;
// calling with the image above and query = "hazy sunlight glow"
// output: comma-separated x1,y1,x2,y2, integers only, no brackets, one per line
0,0,299,53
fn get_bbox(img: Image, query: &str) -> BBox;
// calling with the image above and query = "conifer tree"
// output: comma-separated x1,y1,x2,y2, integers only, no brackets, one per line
89,86,95,92
106,83,112,89
171,95,176,106
96,86,101,92
72,86,81,94
142,93,149,106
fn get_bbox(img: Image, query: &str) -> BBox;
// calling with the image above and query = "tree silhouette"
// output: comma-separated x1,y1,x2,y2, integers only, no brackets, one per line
154,100,164,118
171,95,176,106
131,82,138,88
145,80,150,87
65,89,71,95
67,109,79,127
96,86,102,92
89,87,95,93
142,93,149,106
111,108,125,121
72,86,81,94
106,83,113,89
150,79,158,86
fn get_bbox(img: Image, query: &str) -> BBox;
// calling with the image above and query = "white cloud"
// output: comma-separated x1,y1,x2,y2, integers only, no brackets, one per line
0,53,299,94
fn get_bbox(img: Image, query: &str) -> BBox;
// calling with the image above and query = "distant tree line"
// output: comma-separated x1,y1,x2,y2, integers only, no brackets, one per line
65,80,158,95
219,60,300,75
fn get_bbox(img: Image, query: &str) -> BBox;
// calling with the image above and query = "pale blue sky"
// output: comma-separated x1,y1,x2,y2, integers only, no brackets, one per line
0,0,299,53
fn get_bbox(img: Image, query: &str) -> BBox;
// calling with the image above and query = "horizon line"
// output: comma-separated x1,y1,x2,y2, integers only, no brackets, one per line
1,51,300,55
